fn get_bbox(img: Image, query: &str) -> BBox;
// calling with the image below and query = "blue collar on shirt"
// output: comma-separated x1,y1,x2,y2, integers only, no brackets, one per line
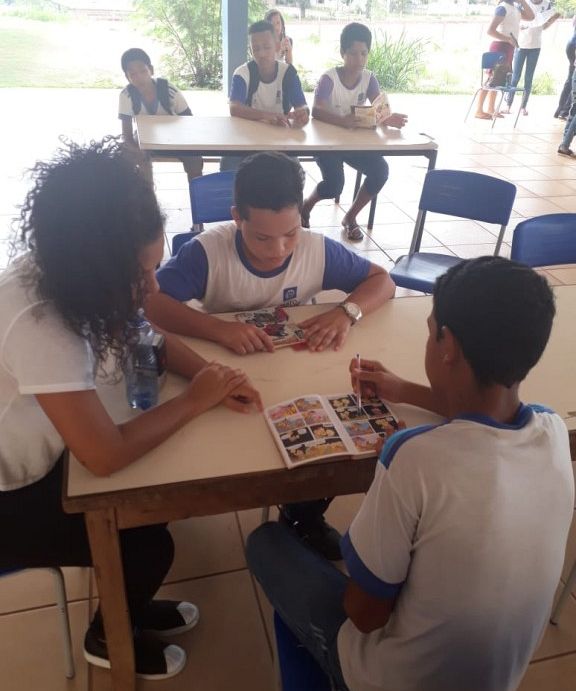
234,229,292,278
455,403,534,430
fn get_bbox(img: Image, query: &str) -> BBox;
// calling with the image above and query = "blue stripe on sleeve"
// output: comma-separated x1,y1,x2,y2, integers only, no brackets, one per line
230,74,247,103
341,532,405,599
321,237,370,292
380,425,441,469
156,239,209,302
287,69,308,109
495,5,506,15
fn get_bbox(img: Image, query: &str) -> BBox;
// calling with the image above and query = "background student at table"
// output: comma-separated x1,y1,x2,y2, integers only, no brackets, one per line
264,8,293,64
0,139,261,681
247,256,574,691
118,47,203,184
146,151,395,560
221,20,309,172
301,23,408,242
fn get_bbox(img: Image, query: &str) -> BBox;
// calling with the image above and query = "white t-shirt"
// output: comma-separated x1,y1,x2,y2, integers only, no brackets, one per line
518,0,554,49
0,258,95,491
315,67,382,117
229,61,307,115
495,1,523,40
118,80,190,117
339,405,574,691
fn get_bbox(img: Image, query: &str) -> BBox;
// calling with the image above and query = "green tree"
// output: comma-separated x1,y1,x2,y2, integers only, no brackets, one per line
134,0,267,89
555,0,576,16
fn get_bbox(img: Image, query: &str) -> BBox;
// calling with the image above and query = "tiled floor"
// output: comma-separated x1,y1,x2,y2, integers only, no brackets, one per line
1,90,576,690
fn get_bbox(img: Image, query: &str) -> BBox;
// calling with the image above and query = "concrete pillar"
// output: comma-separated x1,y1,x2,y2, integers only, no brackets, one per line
222,0,249,95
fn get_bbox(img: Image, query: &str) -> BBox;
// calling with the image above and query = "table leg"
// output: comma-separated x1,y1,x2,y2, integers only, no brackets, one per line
85,509,136,691
410,149,439,253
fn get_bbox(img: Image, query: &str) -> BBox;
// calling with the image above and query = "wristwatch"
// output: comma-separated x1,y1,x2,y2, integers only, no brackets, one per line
338,301,363,325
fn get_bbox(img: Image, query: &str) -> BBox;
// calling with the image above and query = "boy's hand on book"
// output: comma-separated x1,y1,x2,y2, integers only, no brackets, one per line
299,308,352,352
382,113,408,129
224,379,263,414
349,358,406,403
216,322,275,355
186,363,248,414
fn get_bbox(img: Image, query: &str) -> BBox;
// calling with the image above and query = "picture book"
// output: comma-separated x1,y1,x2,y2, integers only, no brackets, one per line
234,306,306,349
351,92,391,128
265,393,400,469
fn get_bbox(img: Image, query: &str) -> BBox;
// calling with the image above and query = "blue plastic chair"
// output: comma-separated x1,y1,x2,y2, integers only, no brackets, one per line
390,169,516,293
273,611,331,691
464,52,525,129
0,567,75,678
511,214,576,267
172,170,236,254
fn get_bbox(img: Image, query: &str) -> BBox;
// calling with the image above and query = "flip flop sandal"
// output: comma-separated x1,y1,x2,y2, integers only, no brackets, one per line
343,222,364,242
475,113,492,120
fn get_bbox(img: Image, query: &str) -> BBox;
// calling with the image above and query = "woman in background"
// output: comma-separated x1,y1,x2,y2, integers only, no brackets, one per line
265,8,294,64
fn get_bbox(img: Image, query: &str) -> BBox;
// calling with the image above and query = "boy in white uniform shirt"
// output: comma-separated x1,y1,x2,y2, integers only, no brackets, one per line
247,256,574,691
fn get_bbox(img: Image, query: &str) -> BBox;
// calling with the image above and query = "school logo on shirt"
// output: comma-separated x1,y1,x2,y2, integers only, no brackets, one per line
283,287,297,302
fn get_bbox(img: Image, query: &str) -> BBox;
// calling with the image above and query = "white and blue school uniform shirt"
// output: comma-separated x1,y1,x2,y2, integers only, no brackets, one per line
156,222,371,313
494,1,523,40
229,61,307,115
339,405,574,691
315,67,385,116
118,80,191,117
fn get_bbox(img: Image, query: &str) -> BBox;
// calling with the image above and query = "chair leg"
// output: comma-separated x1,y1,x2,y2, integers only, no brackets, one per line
491,92,506,130
550,559,576,625
334,196,340,204
49,567,75,679
367,195,377,230
464,89,482,123
513,105,522,129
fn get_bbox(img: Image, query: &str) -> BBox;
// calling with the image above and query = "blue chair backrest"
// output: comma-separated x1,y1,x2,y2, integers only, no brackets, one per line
171,230,202,256
189,171,235,225
419,169,516,226
511,214,576,267
481,52,505,70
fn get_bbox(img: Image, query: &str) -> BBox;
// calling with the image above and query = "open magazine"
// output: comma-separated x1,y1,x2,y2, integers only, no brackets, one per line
265,393,400,469
234,306,305,349
351,92,391,128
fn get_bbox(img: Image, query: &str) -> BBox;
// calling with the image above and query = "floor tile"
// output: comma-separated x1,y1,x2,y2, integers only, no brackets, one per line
546,266,576,286
490,166,551,181
533,587,576,660
90,572,275,691
512,198,565,217
0,567,91,615
547,196,576,213
366,224,437,250
0,600,90,690
166,513,246,583
518,652,576,691
423,220,498,245
517,179,576,197
531,166,576,180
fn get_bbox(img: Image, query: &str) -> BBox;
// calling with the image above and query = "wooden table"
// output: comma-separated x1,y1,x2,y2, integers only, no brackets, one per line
63,292,576,690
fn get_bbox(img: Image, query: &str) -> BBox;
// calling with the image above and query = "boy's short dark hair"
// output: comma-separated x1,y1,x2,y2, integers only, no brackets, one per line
340,22,372,55
234,152,305,220
433,256,555,388
121,48,152,74
249,20,275,38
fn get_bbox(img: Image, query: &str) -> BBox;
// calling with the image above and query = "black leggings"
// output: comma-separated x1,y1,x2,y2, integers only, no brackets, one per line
315,152,389,199
0,457,174,635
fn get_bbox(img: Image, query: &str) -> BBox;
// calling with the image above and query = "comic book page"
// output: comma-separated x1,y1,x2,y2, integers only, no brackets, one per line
265,393,399,469
234,306,305,349
351,92,391,128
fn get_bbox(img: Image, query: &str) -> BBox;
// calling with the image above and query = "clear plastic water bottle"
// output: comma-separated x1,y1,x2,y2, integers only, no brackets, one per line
124,309,166,411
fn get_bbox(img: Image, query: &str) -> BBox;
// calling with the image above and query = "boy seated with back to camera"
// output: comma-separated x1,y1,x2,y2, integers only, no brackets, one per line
247,256,574,691
146,151,396,558
118,47,203,184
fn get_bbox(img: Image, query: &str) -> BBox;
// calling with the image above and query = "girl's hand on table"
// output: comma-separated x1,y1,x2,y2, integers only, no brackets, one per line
224,379,263,414
186,363,247,414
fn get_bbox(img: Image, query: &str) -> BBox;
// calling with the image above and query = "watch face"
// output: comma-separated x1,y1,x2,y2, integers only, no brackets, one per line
345,303,362,321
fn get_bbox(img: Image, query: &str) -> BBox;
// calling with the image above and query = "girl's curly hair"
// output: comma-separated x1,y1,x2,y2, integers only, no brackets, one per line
16,137,164,367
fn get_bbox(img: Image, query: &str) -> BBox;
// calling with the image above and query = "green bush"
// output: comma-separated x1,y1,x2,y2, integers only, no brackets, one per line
367,31,428,92
4,0,68,22
531,72,556,96
134,0,267,89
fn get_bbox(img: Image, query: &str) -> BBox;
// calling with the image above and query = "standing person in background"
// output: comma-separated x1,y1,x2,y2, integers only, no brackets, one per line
265,8,294,64
503,0,559,116
475,0,535,120
554,15,576,119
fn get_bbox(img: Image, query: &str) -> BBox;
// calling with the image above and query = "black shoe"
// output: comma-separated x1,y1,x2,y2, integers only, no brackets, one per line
83,628,186,680
135,600,200,637
280,510,343,561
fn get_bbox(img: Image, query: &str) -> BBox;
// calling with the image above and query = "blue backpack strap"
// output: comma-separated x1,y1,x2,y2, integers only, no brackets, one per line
281,64,298,115
246,60,260,107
